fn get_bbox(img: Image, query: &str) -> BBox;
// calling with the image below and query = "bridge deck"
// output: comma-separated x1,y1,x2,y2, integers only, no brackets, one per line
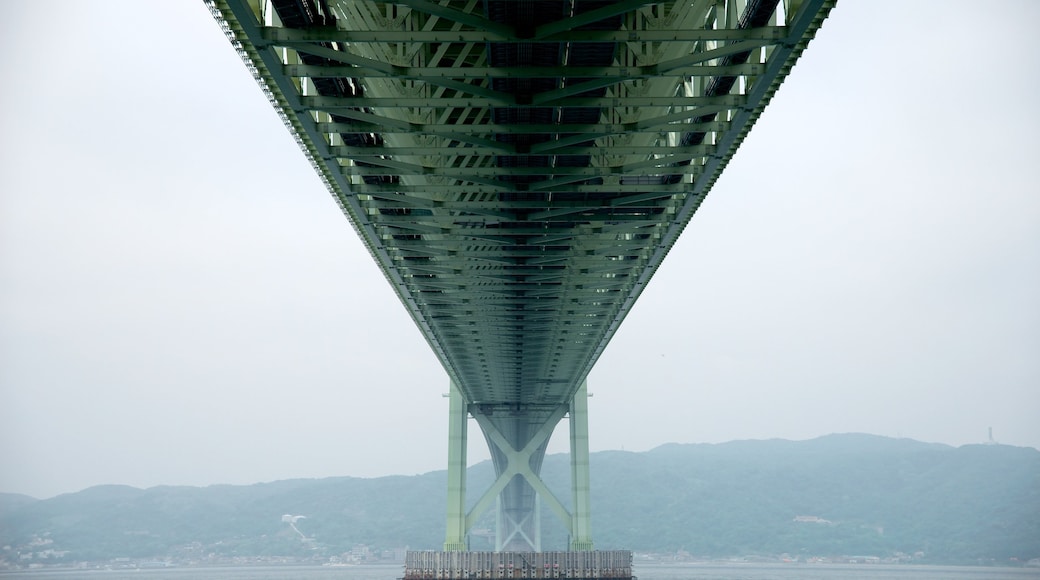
209,0,835,551
208,0,834,413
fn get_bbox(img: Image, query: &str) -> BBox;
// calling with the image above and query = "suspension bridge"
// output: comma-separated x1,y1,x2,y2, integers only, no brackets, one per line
208,0,835,559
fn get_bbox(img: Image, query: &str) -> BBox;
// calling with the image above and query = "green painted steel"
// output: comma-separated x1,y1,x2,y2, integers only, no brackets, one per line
569,381,593,551
208,0,835,551
444,380,468,551
470,401,568,550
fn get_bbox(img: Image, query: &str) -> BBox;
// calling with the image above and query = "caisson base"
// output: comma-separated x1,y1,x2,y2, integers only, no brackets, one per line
403,550,633,580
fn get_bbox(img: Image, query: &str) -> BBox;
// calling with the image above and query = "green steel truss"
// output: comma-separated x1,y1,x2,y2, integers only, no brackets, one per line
209,0,833,414
209,0,834,550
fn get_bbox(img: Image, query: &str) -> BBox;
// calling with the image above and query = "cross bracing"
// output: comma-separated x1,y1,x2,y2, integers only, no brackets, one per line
209,0,834,550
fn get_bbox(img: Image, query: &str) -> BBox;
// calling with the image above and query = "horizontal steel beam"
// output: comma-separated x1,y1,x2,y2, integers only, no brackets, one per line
364,196,680,210
339,164,700,179
299,93,747,109
316,120,727,136
286,63,764,81
259,25,787,44
329,143,716,157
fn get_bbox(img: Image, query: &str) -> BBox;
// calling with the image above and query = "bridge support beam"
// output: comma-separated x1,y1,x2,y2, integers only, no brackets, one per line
442,379,594,551
469,404,567,552
569,380,593,551
495,494,541,552
444,380,468,551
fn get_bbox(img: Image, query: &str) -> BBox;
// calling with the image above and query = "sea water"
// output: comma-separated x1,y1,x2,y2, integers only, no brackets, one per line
2,563,1039,580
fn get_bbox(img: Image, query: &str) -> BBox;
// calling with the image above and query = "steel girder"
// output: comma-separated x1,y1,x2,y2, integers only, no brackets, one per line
208,0,834,426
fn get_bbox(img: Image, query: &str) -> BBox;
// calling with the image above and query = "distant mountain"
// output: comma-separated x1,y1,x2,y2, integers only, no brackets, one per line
1,435,1037,566
0,493,37,519
589,434,1040,563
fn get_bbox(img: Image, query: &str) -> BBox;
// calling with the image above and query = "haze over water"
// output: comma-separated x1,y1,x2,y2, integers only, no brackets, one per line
3,563,1039,580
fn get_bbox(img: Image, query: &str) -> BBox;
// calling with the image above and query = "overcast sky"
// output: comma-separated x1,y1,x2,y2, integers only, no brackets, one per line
1,1,1038,500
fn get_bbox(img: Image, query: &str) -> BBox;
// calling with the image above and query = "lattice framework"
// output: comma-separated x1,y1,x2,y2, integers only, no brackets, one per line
208,0,834,418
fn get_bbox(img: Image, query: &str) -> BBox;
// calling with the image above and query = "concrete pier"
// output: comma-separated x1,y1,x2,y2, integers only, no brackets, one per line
403,550,633,580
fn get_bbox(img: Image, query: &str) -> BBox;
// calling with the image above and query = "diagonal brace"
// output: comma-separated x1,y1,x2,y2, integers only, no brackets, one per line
466,405,571,532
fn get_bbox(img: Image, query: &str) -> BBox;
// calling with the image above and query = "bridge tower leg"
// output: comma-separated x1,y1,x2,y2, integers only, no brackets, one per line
569,380,594,551
444,380,468,551
442,379,593,552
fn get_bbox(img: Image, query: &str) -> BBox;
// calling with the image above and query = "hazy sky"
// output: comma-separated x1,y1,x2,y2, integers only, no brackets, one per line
2,1,1038,500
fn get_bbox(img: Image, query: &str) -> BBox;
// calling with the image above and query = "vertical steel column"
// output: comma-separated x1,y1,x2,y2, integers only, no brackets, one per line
569,380,594,551
494,496,503,552
444,380,468,551
534,494,542,552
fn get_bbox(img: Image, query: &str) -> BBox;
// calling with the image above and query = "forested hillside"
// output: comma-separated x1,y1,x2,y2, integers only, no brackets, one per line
586,435,1040,563
2,435,1037,565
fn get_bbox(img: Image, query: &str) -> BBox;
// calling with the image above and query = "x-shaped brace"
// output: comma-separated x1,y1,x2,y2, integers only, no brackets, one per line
465,405,573,534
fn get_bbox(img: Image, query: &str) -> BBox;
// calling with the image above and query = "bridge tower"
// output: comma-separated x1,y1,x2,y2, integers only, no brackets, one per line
445,380,592,552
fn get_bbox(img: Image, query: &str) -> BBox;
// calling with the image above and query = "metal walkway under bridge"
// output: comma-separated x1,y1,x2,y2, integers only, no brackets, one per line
209,0,834,553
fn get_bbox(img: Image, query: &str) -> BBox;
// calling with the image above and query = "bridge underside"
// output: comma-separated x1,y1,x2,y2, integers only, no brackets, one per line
208,0,834,551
